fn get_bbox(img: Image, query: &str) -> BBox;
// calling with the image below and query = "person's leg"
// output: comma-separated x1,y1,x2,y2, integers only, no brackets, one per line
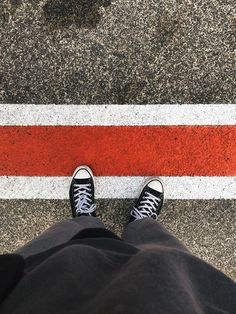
122,218,189,252
16,216,105,258
123,178,189,252
17,165,104,258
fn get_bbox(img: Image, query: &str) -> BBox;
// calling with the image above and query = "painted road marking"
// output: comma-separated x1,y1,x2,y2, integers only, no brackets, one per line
0,176,235,199
1,104,236,125
0,104,235,199
0,126,235,176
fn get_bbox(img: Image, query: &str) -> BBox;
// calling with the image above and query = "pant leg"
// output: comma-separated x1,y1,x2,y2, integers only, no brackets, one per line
122,218,190,252
15,216,105,258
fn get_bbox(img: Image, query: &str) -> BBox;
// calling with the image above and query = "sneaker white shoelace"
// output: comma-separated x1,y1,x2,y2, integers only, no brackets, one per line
131,191,161,220
74,183,96,215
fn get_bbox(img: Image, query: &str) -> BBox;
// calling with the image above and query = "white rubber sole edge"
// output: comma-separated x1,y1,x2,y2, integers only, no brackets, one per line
0,176,235,199
71,165,95,181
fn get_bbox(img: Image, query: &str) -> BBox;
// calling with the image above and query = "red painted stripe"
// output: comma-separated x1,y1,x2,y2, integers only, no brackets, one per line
0,126,235,176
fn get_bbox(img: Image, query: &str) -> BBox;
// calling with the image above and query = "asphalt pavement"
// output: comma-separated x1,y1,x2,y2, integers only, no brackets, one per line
0,0,235,103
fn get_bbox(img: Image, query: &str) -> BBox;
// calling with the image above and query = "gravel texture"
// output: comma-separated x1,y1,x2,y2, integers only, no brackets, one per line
0,199,235,280
0,0,235,103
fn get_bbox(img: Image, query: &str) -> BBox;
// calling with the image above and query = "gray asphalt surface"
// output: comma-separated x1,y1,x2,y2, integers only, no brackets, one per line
0,0,235,103
0,199,235,280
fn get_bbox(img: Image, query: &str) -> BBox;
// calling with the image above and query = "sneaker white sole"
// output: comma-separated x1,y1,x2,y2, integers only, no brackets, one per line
71,165,95,181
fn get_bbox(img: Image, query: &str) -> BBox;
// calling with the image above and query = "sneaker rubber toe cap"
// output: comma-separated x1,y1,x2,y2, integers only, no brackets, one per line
147,180,163,193
74,168,91,180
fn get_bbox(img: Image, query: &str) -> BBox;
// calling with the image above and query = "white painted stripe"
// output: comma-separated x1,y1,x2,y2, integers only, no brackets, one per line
0,104,235,125
0,176,235,199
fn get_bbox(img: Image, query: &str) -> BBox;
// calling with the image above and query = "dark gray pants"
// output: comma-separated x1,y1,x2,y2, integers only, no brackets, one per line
16,216,189,258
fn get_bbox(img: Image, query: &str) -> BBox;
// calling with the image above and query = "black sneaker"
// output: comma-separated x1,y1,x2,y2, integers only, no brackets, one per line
129,178,164,223
69,165,96,217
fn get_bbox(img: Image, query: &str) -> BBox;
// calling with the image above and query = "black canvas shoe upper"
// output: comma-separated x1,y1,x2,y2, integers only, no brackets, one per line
69,167,96,217
129,180,164,223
